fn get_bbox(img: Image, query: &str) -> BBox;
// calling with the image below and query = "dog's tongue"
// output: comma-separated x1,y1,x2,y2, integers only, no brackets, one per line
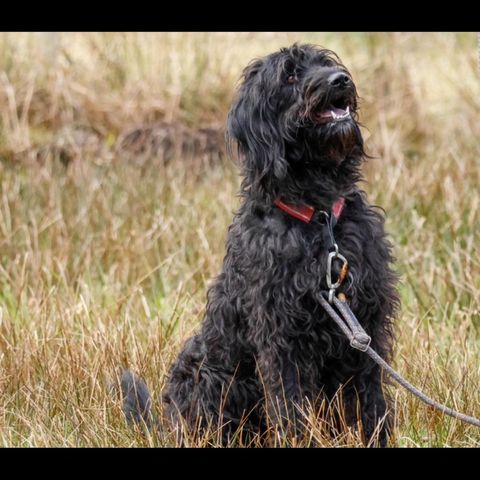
332,106,348,115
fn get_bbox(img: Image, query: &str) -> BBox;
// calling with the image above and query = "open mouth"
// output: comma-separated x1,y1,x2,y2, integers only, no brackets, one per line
312,98,353,124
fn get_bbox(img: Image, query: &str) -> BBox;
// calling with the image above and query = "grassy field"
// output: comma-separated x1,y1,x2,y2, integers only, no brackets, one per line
0,32,479,447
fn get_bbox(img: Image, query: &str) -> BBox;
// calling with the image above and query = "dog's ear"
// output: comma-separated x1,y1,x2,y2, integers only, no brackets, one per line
226,58,288,190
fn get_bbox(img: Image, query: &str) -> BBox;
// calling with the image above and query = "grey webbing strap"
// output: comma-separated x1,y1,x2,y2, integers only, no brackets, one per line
318,292,480,429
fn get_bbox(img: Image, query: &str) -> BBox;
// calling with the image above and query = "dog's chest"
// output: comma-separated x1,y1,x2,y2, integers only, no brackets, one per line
290,216,361,272
271,212,378,304
233,204,382,311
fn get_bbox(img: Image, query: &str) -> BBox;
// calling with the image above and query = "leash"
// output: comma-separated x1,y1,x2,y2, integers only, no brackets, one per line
274,197,480,429
319,210,480,429
318,293,480,428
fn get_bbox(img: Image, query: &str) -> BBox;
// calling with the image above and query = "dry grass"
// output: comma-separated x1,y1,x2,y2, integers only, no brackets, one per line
0,32,479,447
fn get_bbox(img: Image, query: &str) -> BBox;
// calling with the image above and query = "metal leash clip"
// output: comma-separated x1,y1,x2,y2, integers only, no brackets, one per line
326,243,349,304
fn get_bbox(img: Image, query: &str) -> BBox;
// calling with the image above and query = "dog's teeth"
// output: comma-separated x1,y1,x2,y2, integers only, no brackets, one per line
329,106,351,122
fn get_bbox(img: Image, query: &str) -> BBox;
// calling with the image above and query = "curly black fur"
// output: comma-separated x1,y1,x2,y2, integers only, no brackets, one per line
126,44,400,447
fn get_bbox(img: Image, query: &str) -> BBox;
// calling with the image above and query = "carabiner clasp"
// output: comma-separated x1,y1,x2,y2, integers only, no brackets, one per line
326,245,349,303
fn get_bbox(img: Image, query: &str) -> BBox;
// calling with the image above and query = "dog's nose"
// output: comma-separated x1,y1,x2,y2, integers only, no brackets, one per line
328,72,351,89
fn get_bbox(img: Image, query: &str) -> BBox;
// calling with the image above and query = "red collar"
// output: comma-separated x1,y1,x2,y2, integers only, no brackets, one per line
274,196,346,224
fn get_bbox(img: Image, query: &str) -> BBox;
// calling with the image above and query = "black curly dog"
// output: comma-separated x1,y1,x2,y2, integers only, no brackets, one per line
121,44,399,447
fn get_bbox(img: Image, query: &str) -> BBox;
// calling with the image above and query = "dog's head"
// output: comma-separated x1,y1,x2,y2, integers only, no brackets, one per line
227,44,363,191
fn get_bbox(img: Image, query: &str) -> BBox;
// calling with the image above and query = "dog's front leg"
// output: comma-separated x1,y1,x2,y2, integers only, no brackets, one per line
343,362,393,447
255,346,304,439
358,366,392,447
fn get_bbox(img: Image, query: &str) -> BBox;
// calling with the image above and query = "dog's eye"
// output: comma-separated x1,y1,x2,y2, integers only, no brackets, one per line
287,75,296,84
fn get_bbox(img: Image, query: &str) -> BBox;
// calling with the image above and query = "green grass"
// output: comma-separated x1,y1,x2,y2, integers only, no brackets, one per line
0,32,479,447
